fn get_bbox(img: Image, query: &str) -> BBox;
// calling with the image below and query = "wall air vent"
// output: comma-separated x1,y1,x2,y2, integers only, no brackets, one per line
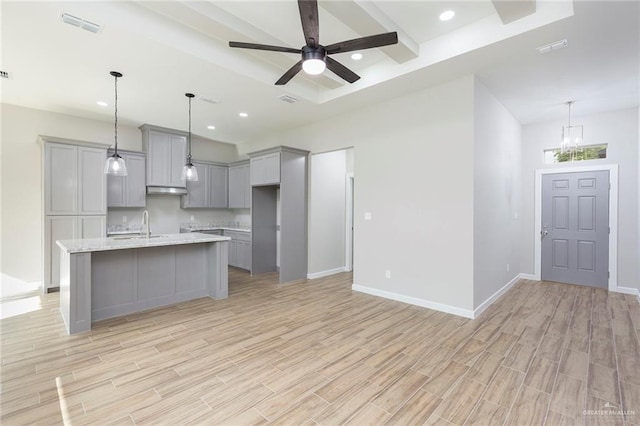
60,12,101,33
536,39,568,54
0,71,10,79
198,97,220,105
278,94,298,104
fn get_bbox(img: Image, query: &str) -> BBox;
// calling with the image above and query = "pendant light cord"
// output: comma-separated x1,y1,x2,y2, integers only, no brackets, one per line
114,74,119,156
188,95,192,163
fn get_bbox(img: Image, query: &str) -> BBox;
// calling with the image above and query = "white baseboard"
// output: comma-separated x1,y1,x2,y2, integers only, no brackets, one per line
611,285,640,303
351,284,474,319
307,267,347,280
473,274,522,318
519,273,538,281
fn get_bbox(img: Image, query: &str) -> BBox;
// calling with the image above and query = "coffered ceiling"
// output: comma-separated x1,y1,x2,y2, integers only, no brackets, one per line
1,1,637,145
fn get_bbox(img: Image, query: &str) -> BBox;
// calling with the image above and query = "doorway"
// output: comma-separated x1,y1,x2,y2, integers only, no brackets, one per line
534,165,618,290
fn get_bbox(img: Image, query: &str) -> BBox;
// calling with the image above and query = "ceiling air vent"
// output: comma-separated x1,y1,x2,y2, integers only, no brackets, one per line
536,39,568,54
0,71,11,79
61,12,101,33
278,94,298,104
198,97,220,105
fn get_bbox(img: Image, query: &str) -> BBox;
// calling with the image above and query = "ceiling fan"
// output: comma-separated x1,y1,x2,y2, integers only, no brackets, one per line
228,0,398,85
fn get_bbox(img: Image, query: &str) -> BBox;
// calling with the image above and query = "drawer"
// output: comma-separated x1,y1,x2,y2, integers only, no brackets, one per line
235,232,251,242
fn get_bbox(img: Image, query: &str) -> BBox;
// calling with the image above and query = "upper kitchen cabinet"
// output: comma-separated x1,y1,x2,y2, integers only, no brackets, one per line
181,161,228,209
44,141,107,216
140,124,187,190
107,151,146,208
250,152,280,186
228,160,250,209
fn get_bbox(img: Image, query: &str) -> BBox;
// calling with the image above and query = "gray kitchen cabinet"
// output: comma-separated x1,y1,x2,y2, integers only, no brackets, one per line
45,215,105,288
250,152,280,186
224,230,251,270
181,162,228,209
209,165,228,208
107,151,146,208
229,161,250,208
41,137,108,292
182,162,209,208
78,216,107,239
45,143,107,215
140,125,187,189
248,146,309,283
78,147,107,215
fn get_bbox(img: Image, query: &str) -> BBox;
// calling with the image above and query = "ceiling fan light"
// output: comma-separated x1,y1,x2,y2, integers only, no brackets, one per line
303,59,326,75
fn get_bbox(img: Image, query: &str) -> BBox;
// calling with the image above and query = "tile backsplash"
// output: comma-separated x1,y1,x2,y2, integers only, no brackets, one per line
107,194,250,234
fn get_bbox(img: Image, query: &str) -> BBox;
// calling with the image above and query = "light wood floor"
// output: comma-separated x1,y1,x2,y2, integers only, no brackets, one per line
1,270,639,425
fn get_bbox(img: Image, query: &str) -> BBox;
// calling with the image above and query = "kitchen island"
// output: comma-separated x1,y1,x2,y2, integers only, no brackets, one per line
56,233,229,334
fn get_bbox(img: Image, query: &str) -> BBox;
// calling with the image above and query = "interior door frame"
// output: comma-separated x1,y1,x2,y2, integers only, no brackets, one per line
345,173,354,272
534,164,618,290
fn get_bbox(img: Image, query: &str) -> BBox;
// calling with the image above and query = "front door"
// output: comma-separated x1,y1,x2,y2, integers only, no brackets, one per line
541,170,609,288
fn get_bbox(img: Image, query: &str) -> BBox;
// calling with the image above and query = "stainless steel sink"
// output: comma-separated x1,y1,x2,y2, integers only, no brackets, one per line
111,235,166,240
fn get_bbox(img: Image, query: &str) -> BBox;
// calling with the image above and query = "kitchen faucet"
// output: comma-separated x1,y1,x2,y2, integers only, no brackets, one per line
141,210,150,238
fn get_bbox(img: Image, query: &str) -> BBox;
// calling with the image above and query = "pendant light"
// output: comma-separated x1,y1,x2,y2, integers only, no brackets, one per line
560,101,583,155
104,71,127,176
181,93,199,181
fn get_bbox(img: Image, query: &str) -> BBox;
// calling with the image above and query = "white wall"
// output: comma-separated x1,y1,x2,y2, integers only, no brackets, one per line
521,107,639,289
308,149,351,275
0,103,239,285
239,76,476,312
473,78,522,309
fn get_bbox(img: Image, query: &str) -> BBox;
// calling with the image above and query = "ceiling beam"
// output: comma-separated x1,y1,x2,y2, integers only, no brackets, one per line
136,1,342,90
320,0,418,63
492,0,537,24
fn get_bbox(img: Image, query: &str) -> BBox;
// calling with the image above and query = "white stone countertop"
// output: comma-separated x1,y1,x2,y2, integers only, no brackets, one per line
56,233,230,254
180,226,251,233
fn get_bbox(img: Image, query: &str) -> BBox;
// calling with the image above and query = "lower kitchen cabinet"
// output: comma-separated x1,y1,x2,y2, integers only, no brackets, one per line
225,230,251,271
45,215,106,290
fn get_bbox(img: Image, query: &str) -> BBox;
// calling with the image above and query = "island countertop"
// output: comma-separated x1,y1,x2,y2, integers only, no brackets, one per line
56,232,230,254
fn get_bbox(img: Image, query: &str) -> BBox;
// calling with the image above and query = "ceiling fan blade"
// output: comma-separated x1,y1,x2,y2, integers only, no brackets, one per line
298,0,320,47
325,32,398,55
325,56,360,84
229,41,301,54
275,61,303,85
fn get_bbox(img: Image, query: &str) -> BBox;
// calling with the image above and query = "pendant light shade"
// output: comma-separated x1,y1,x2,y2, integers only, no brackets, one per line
182,93,198,181
560,101,583,155
104,71,127,176
103,154,127,176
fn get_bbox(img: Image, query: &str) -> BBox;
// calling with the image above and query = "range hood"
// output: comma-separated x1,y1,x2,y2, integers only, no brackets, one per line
147,186,187,195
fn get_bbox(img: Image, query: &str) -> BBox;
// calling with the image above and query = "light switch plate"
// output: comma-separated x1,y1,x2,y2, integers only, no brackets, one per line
122,216,127,223
364,212,372,220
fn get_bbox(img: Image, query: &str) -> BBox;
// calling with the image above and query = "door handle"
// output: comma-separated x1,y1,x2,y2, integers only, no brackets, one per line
541,225,549,238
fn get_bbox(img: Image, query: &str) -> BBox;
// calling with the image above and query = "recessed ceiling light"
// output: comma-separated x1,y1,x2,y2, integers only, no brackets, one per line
207,125,216,130
96,101,108,107
239,112,248,118
351,53,363,61
439,10,455,21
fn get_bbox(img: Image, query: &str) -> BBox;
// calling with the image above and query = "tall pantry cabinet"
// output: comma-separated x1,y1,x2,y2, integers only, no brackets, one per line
42,137,108,292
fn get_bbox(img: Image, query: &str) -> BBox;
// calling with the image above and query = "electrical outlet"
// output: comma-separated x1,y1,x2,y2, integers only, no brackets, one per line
122,216,127,223
506,264,510,271
190,215,195,221
364,212,372,221
385,270,391,278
